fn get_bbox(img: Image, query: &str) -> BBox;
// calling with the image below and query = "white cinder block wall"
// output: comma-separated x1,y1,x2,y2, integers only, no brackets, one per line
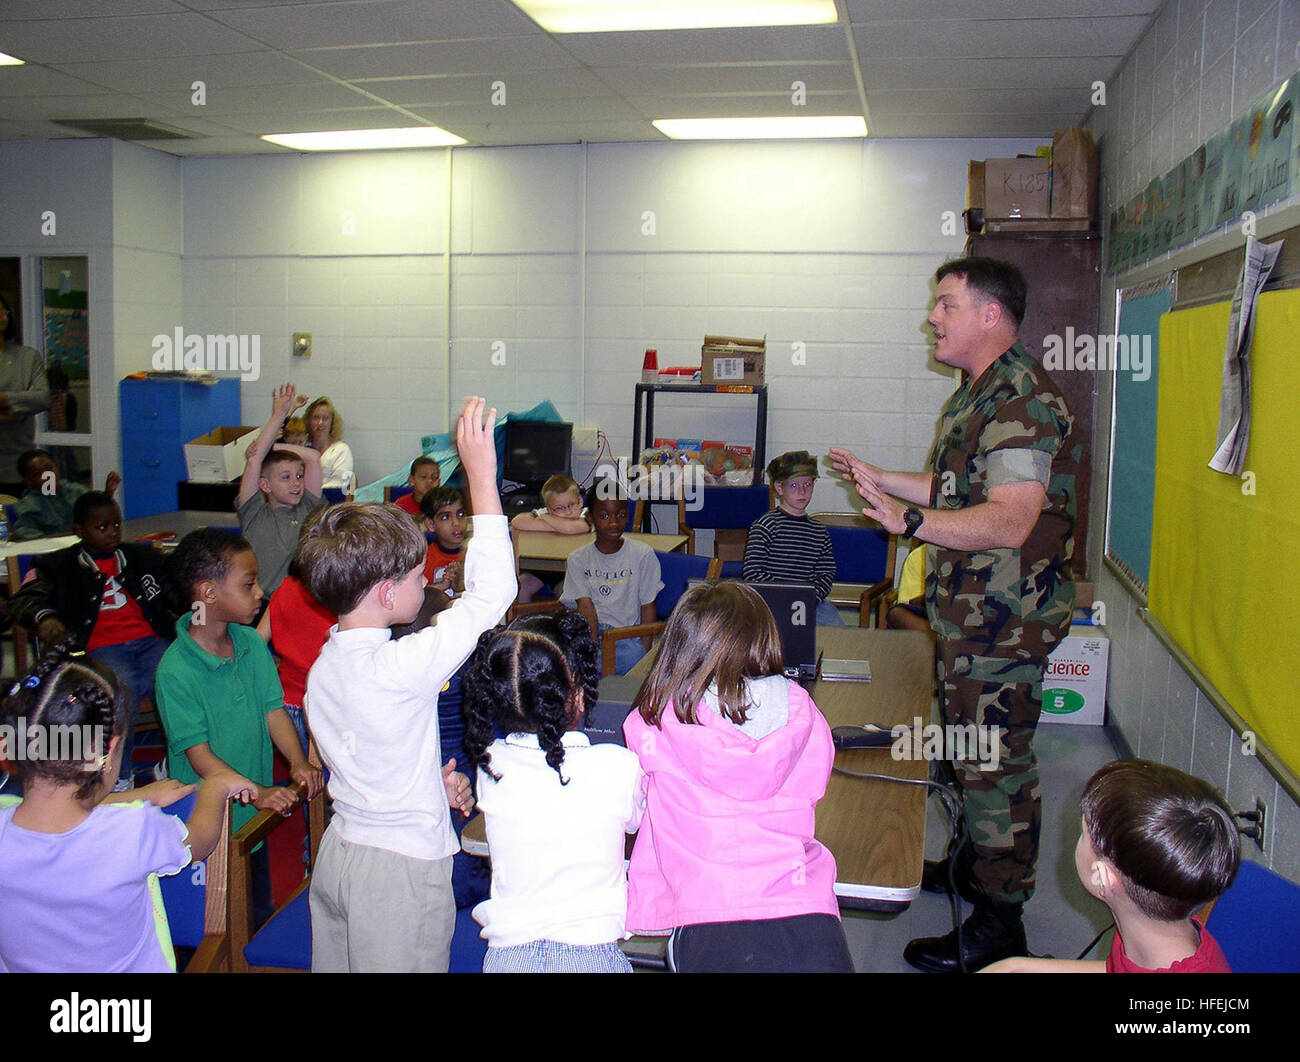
1086,0,1300,880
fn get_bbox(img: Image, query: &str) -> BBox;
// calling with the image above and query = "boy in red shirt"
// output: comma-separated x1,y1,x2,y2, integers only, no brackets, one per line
982,760,1239,973
395,457,440,516
420,486,467,599
10,491,174,789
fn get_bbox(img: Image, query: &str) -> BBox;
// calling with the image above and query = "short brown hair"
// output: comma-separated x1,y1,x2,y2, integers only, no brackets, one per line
541,475,580,505
635,581,784,728
1082,759,1240,922
296,503,426,615
261,448,304,477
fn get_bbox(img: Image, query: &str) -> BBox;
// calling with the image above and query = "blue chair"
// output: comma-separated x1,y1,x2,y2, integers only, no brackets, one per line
814,513,898,627
384,484,414,505
675,484,772,553
1204,860,1300,972
230,780,323,972
159,791,232,972
321,487,347,504
598,551,721,676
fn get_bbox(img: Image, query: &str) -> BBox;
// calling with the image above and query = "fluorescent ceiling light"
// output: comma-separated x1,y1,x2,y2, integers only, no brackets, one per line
261,127,466,151
0,51,26,66
514,0,837,33
654,116,867,140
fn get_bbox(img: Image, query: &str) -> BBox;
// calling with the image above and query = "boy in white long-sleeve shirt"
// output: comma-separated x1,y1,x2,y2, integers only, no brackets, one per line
299,397,516,973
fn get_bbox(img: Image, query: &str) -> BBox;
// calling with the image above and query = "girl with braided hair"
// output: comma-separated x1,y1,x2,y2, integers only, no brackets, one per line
463,610,644,972
0,648,256,972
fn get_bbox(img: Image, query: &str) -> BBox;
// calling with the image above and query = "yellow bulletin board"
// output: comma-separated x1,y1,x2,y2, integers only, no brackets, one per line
1150,289,1300,776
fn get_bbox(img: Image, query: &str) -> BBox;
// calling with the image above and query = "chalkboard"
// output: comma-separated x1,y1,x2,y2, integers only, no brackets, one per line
1104,276,1174,595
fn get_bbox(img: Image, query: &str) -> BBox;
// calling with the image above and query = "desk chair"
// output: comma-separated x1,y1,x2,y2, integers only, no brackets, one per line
599,553,722,677
674,484,772,552
812,513,898,627
1203,860,1300,972
159,792,232,973
384,484,414,505
228,781,324,973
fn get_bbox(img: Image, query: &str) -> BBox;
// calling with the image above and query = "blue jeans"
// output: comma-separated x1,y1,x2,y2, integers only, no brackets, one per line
483,940,632,973
599,626,647,676
816,600,846,626
88,635,168,787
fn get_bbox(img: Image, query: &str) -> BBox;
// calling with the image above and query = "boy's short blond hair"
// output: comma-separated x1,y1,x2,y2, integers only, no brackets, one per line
540,475,581,506
297,503,426,615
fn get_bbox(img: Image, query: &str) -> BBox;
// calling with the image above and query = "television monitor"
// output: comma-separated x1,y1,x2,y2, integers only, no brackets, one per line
502,420,573,488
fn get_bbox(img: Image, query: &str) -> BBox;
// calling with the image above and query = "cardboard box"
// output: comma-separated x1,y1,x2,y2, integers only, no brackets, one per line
184,426,257,483
714,528,747,563
967,160,986,211
1041,625,1109,726
1050,126,1099,219
701,334,766,386
984,157,1051,219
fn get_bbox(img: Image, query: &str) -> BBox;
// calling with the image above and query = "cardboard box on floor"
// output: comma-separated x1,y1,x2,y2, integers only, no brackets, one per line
184,426,257,483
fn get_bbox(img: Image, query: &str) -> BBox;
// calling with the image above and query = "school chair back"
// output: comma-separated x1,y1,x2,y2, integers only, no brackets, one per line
159,791,232,973
321,487,348,505
229,780,324,973
1203,860,1300,972
599,553,722,676
384,484,414,505
812,512,898,627
675,484,772,552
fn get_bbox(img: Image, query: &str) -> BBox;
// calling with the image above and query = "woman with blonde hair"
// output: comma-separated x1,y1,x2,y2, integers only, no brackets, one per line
304,396,355,494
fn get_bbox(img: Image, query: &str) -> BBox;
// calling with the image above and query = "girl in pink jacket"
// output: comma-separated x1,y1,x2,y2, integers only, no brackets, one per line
623,581,853,972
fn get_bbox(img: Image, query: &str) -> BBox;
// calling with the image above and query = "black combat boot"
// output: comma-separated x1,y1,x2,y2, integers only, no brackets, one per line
903,898,1027,973
920,841,983,904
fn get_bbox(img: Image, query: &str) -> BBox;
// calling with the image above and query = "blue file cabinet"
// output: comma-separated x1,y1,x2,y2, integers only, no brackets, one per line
119,378,241,519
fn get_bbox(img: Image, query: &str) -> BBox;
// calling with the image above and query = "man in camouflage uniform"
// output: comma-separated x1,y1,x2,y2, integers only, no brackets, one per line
830,257,1077,972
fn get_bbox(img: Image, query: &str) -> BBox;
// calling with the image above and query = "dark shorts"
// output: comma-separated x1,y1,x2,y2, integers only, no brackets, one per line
669,913,854,973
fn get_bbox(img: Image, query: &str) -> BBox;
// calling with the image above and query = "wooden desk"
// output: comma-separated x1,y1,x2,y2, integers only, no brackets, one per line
516,531,688,572
464,627,935,912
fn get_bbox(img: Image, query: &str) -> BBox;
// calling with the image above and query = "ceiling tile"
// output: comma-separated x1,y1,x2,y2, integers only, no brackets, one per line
629,93,865,119
353,68,613,105
852,17,1148,58
0,64,120,96
556,25,851,66
207,0,539,50
291,36,577,79
846,0,1158,18
0,13,263,62
135,79,379,116
858,55,1121,89
51,51,330,92
0,1,182,16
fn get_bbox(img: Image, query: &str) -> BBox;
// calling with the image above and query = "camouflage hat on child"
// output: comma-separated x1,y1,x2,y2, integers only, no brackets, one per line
766,450,819,484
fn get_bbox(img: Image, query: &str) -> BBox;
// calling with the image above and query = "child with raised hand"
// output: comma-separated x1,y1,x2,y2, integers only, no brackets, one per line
155,527,323,926
300,396,516,973
0,649,257,973
624,580,854,972
463,610,643,973
237,382,324,598
982,759,1240,974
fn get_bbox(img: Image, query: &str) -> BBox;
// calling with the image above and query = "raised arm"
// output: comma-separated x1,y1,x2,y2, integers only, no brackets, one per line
238,383,305,506
273,442,324,500
457,397,501,516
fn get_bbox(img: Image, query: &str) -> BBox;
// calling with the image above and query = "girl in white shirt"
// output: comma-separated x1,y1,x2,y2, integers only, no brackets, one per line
463,610,644,973
305,396,355,493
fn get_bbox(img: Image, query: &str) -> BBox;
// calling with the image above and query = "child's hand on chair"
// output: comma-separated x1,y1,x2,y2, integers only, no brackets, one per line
442,759,475,818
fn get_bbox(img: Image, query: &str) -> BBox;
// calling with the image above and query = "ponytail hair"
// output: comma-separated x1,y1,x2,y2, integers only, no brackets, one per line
462,610,599,784
2,647,126,800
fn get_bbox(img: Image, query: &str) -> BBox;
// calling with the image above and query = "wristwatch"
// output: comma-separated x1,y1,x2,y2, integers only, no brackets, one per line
903,506,925,536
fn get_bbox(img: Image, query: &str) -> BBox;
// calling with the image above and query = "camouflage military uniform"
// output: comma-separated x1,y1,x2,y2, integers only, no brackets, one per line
924,343,1078,905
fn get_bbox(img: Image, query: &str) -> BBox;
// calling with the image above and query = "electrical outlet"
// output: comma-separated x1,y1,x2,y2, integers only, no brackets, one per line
573,425,599,452
292,332,312,357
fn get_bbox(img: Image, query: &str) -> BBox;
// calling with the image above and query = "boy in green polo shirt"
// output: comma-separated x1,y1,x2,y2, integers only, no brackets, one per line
154,526,323,925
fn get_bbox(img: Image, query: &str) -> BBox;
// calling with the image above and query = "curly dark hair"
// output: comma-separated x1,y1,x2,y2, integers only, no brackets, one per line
2,648,126,801
72,490,117,527
164,527,253,612
462,610,599,785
